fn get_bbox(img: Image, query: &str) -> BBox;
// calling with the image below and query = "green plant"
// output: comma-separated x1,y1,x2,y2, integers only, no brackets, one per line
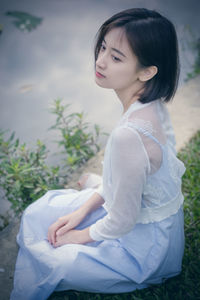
186,37,200,81
5,11,43,32
50,99,107,171
182,25,200,81
0,100,106,219
0,130,62,215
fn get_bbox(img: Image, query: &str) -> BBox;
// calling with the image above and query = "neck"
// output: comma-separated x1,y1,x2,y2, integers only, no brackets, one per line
114,82,145,114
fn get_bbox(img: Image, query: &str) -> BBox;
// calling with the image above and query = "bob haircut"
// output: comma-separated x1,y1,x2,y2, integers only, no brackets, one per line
94,8,180,103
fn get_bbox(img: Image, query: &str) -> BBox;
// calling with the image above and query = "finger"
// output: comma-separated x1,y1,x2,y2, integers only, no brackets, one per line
54,242,59,248
54,238,62,247
52,226,58,245
51,232,55,245
48,227,54,244
53,234,63,247
47,231,51,243
50,219,65,244
49,225,57,245
56,224,70,236
48,217,67,244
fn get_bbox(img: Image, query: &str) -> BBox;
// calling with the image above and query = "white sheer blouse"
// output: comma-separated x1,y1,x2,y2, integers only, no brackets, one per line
89,99,185,241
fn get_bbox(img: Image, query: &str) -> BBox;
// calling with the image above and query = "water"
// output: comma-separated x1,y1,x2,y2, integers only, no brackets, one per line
0,0,200,215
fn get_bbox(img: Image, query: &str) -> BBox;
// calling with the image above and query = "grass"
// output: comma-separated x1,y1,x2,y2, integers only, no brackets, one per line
48,131,200,300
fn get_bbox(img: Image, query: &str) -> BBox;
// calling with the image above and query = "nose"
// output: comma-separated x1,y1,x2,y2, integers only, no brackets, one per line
96,52,107,70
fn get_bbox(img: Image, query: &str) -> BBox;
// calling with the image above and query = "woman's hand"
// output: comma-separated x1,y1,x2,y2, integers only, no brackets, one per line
47,191,104,246
47,209,85,246
53,227,94,247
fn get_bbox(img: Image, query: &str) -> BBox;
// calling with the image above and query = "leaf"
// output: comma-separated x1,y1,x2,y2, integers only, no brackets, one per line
8,131,15,142
24,184,34,189
5,11,43,32
14,180,21,191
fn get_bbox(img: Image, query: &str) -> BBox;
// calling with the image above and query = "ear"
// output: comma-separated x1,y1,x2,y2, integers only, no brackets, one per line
138,66,158,82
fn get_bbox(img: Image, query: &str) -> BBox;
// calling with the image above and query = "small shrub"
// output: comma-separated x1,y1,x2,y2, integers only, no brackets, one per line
49,99,108,172
0,130,62,215
0,100,107,220
186,37,200,81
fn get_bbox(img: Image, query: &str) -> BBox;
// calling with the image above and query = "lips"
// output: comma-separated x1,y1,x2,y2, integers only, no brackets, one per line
96,70,106,78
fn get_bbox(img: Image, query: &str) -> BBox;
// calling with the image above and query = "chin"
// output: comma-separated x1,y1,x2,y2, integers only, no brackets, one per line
95,78,112,89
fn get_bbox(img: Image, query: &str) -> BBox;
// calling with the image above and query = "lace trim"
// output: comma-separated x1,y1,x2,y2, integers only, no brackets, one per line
129,118,154,135
119,117,155,136
142,184,165,207
136,191,184,224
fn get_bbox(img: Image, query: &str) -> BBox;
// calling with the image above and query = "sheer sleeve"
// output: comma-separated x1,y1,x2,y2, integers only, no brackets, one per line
89,126,150,241
94,160,104,198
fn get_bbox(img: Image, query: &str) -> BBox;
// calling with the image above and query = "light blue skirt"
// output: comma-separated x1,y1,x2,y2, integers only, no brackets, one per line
10,188,185,300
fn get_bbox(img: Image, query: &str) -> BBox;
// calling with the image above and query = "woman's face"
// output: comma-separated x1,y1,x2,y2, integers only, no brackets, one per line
95,27,142,92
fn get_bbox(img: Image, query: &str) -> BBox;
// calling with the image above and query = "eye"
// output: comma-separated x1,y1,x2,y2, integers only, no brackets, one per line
100,44,106,51
112,55,121,62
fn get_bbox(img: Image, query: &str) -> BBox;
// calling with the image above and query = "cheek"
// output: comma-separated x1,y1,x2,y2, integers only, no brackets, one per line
125,64,138,77
114,66,138,85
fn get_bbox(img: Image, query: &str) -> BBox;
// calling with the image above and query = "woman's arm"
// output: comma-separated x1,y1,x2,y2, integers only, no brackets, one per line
79,190,105,217
89,126,149,241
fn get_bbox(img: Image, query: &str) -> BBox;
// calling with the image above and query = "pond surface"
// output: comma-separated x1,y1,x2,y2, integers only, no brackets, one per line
0,0,200,164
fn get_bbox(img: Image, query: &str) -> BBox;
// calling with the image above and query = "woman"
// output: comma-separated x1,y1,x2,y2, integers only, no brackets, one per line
11,8,185,300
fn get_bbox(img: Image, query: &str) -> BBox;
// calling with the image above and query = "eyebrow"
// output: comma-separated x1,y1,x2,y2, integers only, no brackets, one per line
103,38,126,58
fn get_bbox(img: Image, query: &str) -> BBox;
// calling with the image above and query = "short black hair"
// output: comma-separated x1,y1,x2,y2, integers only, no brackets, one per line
94,8,180,103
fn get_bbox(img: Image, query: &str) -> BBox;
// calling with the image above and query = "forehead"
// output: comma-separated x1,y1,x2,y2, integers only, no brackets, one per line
104,27,133,57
